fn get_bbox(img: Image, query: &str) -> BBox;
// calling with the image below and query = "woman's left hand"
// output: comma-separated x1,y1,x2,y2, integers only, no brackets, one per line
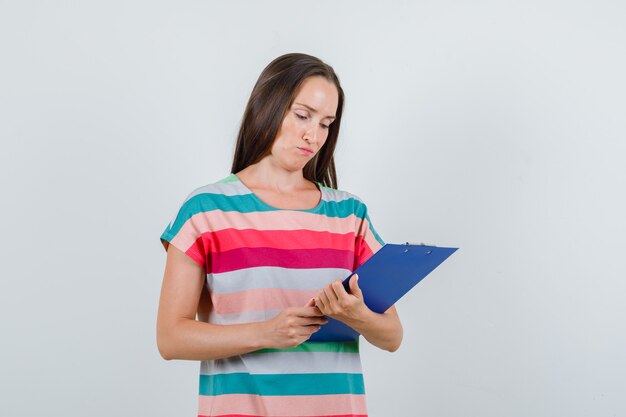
315,274,370,324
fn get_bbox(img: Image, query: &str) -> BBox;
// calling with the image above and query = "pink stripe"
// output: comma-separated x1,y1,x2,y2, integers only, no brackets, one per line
354,236,374,270
354,218,382,269
208,228,355,252
170,211,361,254
359,218,382,257
162,238,207,268
208,414,367,417
207,211,360,233
213,247,353,273
212,288,318,314
198,393,367,416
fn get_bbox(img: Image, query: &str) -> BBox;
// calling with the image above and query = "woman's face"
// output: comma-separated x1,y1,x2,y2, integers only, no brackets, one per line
269,76,339,172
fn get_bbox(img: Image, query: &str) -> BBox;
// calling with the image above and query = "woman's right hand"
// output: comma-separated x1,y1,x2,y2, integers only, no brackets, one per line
262,298,328,349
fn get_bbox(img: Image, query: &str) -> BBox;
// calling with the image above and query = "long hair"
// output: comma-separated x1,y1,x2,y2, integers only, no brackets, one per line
230,53,345,189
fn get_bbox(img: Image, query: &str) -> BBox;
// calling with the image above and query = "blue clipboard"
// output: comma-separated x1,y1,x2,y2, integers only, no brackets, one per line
309,243,458,342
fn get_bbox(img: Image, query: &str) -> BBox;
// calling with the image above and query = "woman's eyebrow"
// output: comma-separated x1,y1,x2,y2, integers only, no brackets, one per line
294,102,336,120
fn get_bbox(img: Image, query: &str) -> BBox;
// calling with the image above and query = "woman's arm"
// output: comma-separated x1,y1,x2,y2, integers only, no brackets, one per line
156,245,327,361
315,275,403,352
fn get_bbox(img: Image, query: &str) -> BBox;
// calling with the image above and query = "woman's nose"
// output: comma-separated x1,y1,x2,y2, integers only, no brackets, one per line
303,124,322,143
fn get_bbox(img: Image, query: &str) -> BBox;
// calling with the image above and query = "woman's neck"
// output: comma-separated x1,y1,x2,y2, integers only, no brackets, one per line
236,159,315,193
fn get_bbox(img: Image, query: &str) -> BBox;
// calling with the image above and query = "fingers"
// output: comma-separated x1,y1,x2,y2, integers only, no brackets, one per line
269,305,329,349
290,305,325,317
292,315,328,326
317,286,334,312
309,316,328,325
282,307,327,326
330,279,347,301
348,274,363,300
291,315,327,339
314,278,366,320
315,294,326,313
303,306,325,316
325,279,348,309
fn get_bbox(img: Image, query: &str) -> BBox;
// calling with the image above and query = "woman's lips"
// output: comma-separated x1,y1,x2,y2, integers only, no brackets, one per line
297,147,314,155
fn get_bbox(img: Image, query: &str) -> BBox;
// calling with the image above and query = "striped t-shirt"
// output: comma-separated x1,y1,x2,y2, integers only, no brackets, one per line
160,173,385,417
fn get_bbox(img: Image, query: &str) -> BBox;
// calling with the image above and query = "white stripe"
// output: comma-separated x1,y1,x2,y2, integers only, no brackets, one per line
207,266,352,294
184,178,251,202
322,187,360,203
207,309,280,325
200,350,363,375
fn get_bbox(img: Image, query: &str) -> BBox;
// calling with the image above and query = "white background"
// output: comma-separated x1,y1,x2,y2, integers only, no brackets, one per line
1,1,625,416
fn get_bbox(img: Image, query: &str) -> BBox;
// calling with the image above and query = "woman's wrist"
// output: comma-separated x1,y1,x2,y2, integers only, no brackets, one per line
339,305,375,331
250,320,272,350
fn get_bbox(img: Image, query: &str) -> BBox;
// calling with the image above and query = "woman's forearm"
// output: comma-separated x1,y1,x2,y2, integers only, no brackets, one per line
344,309,403,352
157,318,268,361
158,304,326,361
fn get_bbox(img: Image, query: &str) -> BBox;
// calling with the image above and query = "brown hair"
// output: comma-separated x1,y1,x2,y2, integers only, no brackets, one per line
230,53,344,189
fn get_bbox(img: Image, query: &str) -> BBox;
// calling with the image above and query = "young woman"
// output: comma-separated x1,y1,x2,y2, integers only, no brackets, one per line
157,52,403,417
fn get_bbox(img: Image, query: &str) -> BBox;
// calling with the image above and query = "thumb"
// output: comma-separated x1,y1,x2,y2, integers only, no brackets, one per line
349,274,362,298
304,297,316,307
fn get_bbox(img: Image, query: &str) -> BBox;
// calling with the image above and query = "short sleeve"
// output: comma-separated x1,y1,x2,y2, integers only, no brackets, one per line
160,192,210,270
353,198,386,270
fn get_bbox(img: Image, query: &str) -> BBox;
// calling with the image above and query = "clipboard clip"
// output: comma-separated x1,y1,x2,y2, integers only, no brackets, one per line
404,242,435,255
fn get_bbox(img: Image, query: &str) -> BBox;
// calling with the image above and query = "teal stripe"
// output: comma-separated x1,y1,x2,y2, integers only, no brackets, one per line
199,372,365,396
252,340,359,354
164,193,368,238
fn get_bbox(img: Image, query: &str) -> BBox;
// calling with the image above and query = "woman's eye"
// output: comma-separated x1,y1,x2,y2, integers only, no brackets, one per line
296,113,307,120
321,124,330,129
